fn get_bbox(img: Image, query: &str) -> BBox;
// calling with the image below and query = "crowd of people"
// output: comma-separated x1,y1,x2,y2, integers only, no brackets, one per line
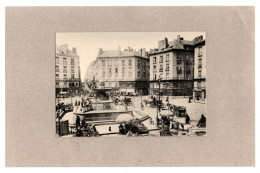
74,115,99,137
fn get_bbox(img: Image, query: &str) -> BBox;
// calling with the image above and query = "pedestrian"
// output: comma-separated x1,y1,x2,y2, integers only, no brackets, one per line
81,118,86,128
76,115,80,129
185,114,191,124
119,123,124,134
197,114,206,127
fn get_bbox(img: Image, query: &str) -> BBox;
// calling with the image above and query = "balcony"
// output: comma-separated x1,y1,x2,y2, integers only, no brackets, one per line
159,69,163,72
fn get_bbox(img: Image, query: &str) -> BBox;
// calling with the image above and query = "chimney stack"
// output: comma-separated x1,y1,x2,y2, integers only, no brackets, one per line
72,47,77,54
118,46,121,56
98,48,103,56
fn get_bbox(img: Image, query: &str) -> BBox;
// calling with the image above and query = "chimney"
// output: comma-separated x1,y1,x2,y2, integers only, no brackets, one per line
164,38,168,48
118,46,121,56
98,48,103,56
141,48,146,56
72,47,77,54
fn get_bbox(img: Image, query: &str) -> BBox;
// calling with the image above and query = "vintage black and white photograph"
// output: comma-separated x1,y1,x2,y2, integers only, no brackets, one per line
55,32,206,137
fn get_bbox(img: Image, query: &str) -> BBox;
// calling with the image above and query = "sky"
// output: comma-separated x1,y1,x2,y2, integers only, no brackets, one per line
56,32,205,80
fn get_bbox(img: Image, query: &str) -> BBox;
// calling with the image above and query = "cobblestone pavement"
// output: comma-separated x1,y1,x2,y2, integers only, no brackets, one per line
130,95,206,122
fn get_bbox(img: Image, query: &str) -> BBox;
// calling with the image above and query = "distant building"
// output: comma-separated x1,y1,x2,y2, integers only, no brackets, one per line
87,47,150,95
193,36,206,100
148,35,195,96
55,44,81,96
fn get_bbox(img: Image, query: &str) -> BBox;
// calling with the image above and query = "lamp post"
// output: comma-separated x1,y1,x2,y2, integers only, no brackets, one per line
156,75,162,126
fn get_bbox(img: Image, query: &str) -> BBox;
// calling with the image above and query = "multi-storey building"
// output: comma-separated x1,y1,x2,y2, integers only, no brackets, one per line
55,44,81,96
87,47,150,95
148,35,195,96
193,36,206,100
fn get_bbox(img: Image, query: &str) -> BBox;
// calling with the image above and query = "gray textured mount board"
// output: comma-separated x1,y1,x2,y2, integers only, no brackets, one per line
5,6,254,167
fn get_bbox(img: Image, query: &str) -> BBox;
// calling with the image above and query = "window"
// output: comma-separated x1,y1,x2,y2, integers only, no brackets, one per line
115,83,118,87
122,60,125,66
177,67,182,74
198,59,202,67
159,56,163,63
64,82,67,86
159,65,163,72
64,74,67,77
63,58,67,65
56,82,59,86
138,71,140,77
153,57,157,64
198,70,202,77
153,74,157,80
197,81,201,88
71,66,75,73
108,60,112,66
71,74,74,79
129,67,132,74
129,59,132,66
108,68,112,74
75,83,78,87
198,47,202,56
56,74,59,78
71,58,74,65
55,65,59,72
55,57,59,64
122,67,125,74
186,67,191,74
115,68,118,74
166,73,169,80
186,54,190,61
102,60,105,67
153,65,157,72
166,54,169,62
63,66,67,73
166,64,169,71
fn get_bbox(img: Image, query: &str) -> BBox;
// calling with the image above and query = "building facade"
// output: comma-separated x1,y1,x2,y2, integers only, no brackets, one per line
55,44,81,96
193,37,206,100
87,47,150,95
148,36,195,96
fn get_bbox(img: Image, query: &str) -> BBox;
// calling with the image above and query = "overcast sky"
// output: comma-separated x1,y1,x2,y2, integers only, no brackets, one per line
56,32,205,80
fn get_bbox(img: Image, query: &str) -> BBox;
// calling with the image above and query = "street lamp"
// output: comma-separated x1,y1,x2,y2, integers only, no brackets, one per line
156,75,162,126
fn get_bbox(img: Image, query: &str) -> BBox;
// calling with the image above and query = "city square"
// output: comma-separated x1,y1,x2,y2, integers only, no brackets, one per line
55,32,206,137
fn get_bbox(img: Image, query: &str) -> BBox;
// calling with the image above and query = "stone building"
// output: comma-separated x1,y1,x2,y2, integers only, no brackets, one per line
87,47,150,95
193,36,206,100
55,44,81,96
148,35,195,96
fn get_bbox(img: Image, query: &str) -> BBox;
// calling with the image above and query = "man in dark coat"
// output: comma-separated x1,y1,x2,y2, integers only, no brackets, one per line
197,114,206,127
185,114,191,124
76,116,81,129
